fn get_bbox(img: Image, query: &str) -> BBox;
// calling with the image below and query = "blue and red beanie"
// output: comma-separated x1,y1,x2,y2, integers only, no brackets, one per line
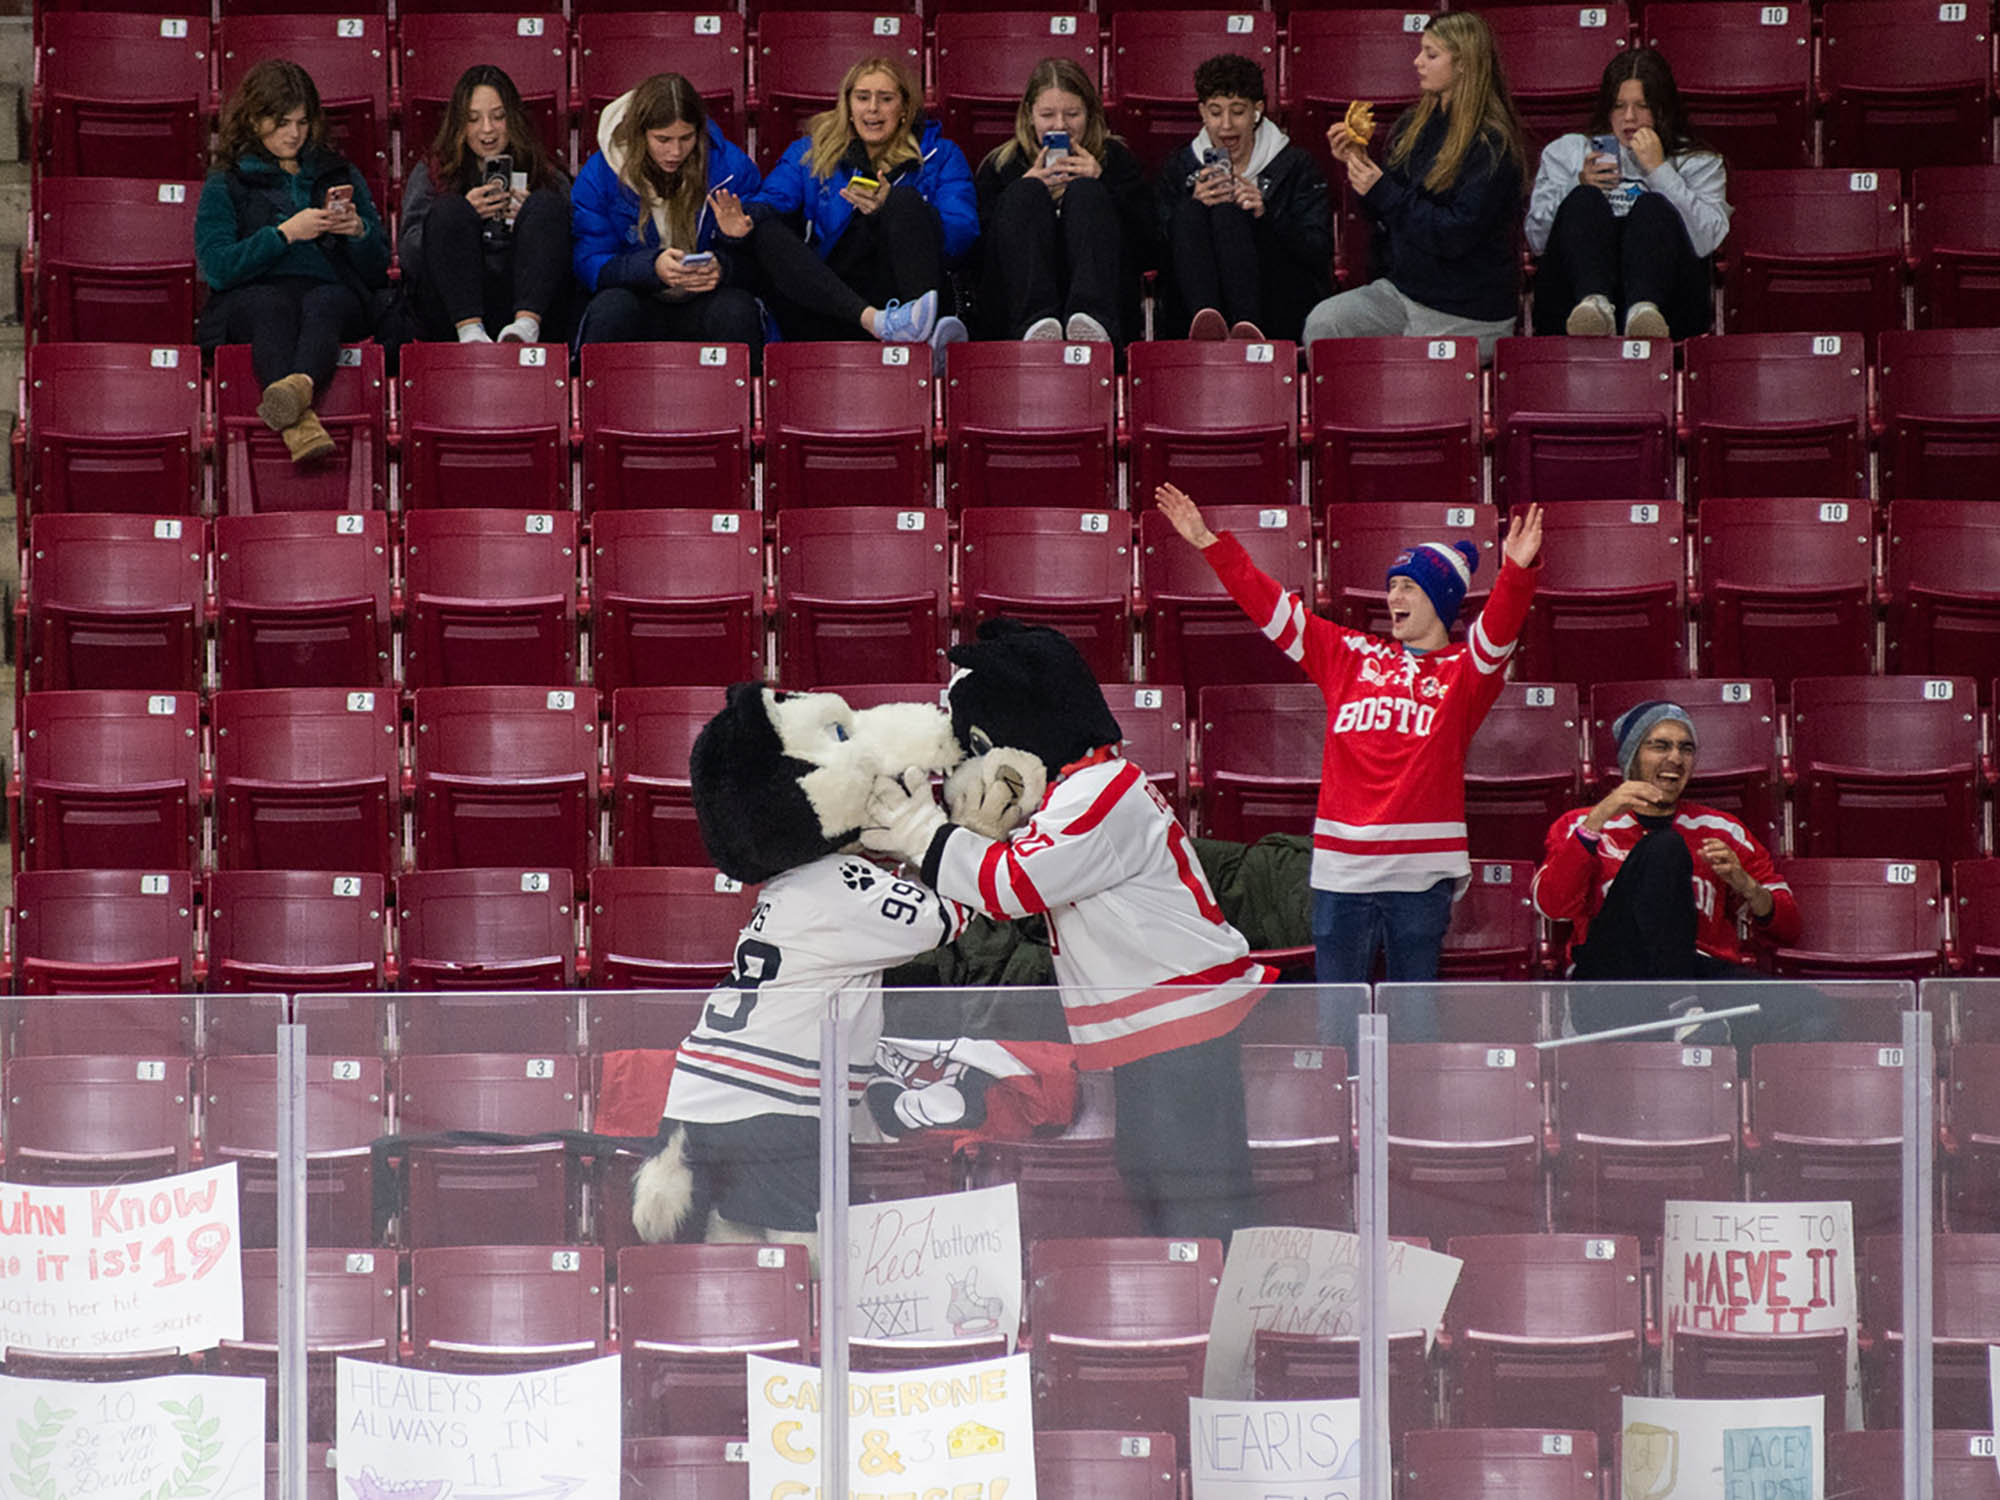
1386,540,1481,626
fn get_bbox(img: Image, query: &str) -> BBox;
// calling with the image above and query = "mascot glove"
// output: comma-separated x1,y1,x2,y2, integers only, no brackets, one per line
944,748,1044,841
861,767,949,866
894,1082,969,1132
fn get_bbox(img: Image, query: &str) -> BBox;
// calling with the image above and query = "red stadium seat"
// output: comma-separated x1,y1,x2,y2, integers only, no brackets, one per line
1403,1428,1603,1500
609,685,726,869
1139,505,1313,694
397,14,568,172
1587,679,1781,850
1693,497,1876,692
590,509,764,690
399,344,569,511
1862,1232,2000,1430
206,869,388,995
577,341,753,516
215,343,387,516
1550,1040,1738,1239
967,1073,1144,1250
1391,1047,1547,1247
35,13,210,180
1110,683,1191,820
33,176,200,342
1746,1039,1908,1234
1789,675,1984,868
215,512,393,690
398,985,573,1057
762,342,933,512
12,870,194,996
1683,332,1871,502
1819,0,1990,176
218,16,390,202
9,990,191,1057
397,1058,586,1247
201,1053,386,1249
1764,858,1948,982
397,867,578,991
752,12,922,171
1912,166,2000,329
1242,1043,1352,1230
1492,336,1675,507
1721,170,1905,345
212,686,400,876
1641,2,1813,169
218,1250,397,1443
1948,1042,2000,1228
1484,6,1631,153
588,867,756,992
576,11,745,146
1957,860,2000,977
412,685,601,881
1827,1429,2000,1500
1308,335,1482,506
1321,501,1498,638
1464,683,1585,863
1443,1233,1642,1450
1196,682,1322,844
25,513,205,690
959,507,1134,682
1671,1326,1850,1425
617,1243,811,1437
935,11,1104,173
1513,500,1687,689
1879,328,2000,500
22,342,201,518
1252,1328,1431,1456
18,691,200,873
407,1246,604,1371
774,507,950,686
1442,861,1541,980
1106,10,1280,173
617,1437,751,1500
1033,1430,1178,1500
2,1051,193,1184
402,508,580,688
943,340,1117,512
1129,339,1301,508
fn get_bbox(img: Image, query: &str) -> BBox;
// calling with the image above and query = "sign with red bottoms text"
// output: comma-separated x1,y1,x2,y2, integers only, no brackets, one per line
745,1352,1034,1500
1660,1201,1857,1428
1190,1397,1361,1498
0,1164,242,1356
842,1184,1022,1353
0,1372,265,1500
336,1354,620,1500
1621,1393,1822,1500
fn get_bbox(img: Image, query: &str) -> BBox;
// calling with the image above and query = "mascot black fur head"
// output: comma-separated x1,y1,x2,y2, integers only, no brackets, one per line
946,619,1123,775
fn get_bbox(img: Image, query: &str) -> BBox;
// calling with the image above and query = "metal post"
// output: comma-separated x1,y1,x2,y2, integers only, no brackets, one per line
1900,1005,1935,1498
275,1022,309,1500
1355,1010,1391,1500
818,994,850,1492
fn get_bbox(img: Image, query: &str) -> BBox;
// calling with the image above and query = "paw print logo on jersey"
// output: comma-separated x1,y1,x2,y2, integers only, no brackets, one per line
839,859,879,892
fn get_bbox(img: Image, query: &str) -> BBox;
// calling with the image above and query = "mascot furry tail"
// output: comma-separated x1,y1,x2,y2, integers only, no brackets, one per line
631,1123,698,1245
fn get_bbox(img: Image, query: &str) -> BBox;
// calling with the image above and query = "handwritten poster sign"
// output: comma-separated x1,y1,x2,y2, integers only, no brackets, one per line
0,1372,265,1499
844,1184,1021,1351
1661,1200,1857,1428
1190,1398,1361,1498
1621,1393,1822,1499
0,1166,242,1357
337,1355,620,1500
1203,1226,1461,1398
746,1352,1035,1499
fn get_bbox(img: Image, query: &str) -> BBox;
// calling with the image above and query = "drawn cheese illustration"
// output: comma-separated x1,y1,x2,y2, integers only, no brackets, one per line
947,1421,1005,1458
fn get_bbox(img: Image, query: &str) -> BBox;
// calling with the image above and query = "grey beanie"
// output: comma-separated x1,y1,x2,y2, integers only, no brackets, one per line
1613,700,1695,779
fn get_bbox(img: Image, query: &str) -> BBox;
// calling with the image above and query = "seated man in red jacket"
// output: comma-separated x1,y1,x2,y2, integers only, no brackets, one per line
1533,699,1831,1044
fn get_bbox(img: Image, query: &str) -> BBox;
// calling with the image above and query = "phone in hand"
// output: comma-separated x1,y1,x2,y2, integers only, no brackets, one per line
1589,133,1620,166
849,174,881,193
1042,130,1071,160
324,183,354,212
1199,145,1231,182
681,251,716,267
481,154,513,195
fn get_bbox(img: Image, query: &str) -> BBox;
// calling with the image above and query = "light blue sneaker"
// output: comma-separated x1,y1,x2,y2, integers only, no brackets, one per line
930,314,968,375
874,289,937,344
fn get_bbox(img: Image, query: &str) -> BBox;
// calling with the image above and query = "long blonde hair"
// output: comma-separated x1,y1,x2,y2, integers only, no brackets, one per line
986,56,1111,172
1388,12,1528,194
804,56,923,181
615,73,709,249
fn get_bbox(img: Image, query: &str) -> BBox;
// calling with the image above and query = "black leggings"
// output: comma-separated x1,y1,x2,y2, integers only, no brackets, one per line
753,185,946,341
984,174,1124,340
1167,194,1263,329
199,276,369,392
1532,185,1712,339
410,186,570,337
575,286,766,367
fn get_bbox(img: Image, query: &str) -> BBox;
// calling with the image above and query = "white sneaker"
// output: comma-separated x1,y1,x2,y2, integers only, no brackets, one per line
1023,316,1062,340
1624,300,1669,340
1065,311,1111,342
931,314,968,375
497,315,542,344
1565,293,1615,336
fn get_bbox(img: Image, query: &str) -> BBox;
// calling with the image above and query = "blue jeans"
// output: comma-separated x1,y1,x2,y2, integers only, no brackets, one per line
1313,880,1455,1057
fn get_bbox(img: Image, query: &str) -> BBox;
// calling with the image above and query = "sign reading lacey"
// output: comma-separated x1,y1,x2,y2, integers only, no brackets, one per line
0,1165,242,1356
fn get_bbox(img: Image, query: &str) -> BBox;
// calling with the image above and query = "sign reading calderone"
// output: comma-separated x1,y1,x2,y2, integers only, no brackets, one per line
745,1352,1035,1500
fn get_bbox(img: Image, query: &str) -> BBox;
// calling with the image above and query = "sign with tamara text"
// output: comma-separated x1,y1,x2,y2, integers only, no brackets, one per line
843,1184,1022,1352
0,1372,265,1499
1202,1226,1461,1398
0,1166,242,1356
1190,1398,1362,1498
336,1356,621,1500
746,1352,1034,1500
1621,1393,1823,1499
1661,1200,1857,1428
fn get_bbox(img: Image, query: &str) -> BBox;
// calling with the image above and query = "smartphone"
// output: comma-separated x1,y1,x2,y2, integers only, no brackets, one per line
681,251,716,267
324,183,354,211
1200,146,1231,180
1042,130,1070,159
1589,133,1620,164
482,153,513,193
849,174,881,193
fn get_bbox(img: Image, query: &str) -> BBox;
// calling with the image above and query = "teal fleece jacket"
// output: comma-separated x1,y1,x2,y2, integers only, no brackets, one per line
195,146,390,292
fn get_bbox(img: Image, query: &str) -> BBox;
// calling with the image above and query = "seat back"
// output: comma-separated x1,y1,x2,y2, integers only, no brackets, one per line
412,685,600,879
1321,501,1499,637
1108,682,1190,819
1196,682,1323,843
590,510,763,690
19,690,201,873
1828,1429,2000,1500
396,868,578,991
1389,1046,1547,1246
1911,165,2000,328
407,1245,605,1370
943,340,1117,512
215,343,387,516
1514,500,1687,689
1484,5,1631,151
1492,336,1675,507
26,513,206,691
1464,683,1584,862
935,11,1103,172
35,176,202,342
576,11,745,145
12,868,195,998
577,341,753,515
1641,2,1813,168
1722,169,1905,344
1820,0,1991,175
1957,861,2000,978
1748,1038,1909,1233
398,1059,586,1246
2,1051,193,1183
201,1053,387,1247
397,14,568,172
38,13,211,179
24,342,202,516
213,686,399,876
762,342,934,513
1762,860,1946,984
1878,327,2000,499
1695,497,1876,691
1242,1043,1352,1230
1128,340,1300,508
609,685,727,868
218,16,390,201
1139,505,1313,694
1403,1427,1603,1500
1308,335,1482,506
751,12,923,170
774,507,949,686
1683,332,1871,501
215,511,393,689
959,507,1133,682
587,867,754,990
206,869,388,994
1032,1429,1178,1500
398,343,570,511
1443,861,1540,980
402,508,580,688
1106,10,1280,173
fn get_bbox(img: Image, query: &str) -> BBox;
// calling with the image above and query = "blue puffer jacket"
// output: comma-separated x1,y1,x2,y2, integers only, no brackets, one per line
570,101,761,293
749,115,978,266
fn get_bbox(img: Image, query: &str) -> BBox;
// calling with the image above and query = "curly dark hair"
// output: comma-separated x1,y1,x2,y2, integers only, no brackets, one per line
214,59,326,169
1193,53,1267,105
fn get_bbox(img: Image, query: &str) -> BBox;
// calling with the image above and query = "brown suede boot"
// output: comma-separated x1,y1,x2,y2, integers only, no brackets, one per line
257,373,315,432
282,409,336,464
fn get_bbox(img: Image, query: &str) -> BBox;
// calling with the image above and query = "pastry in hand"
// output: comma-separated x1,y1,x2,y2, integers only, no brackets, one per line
1344,99,1376,146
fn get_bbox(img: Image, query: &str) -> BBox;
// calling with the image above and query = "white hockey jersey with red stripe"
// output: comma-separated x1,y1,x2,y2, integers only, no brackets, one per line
925,752,1272,1069
665,854,973,1124
1203,532,1539,894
